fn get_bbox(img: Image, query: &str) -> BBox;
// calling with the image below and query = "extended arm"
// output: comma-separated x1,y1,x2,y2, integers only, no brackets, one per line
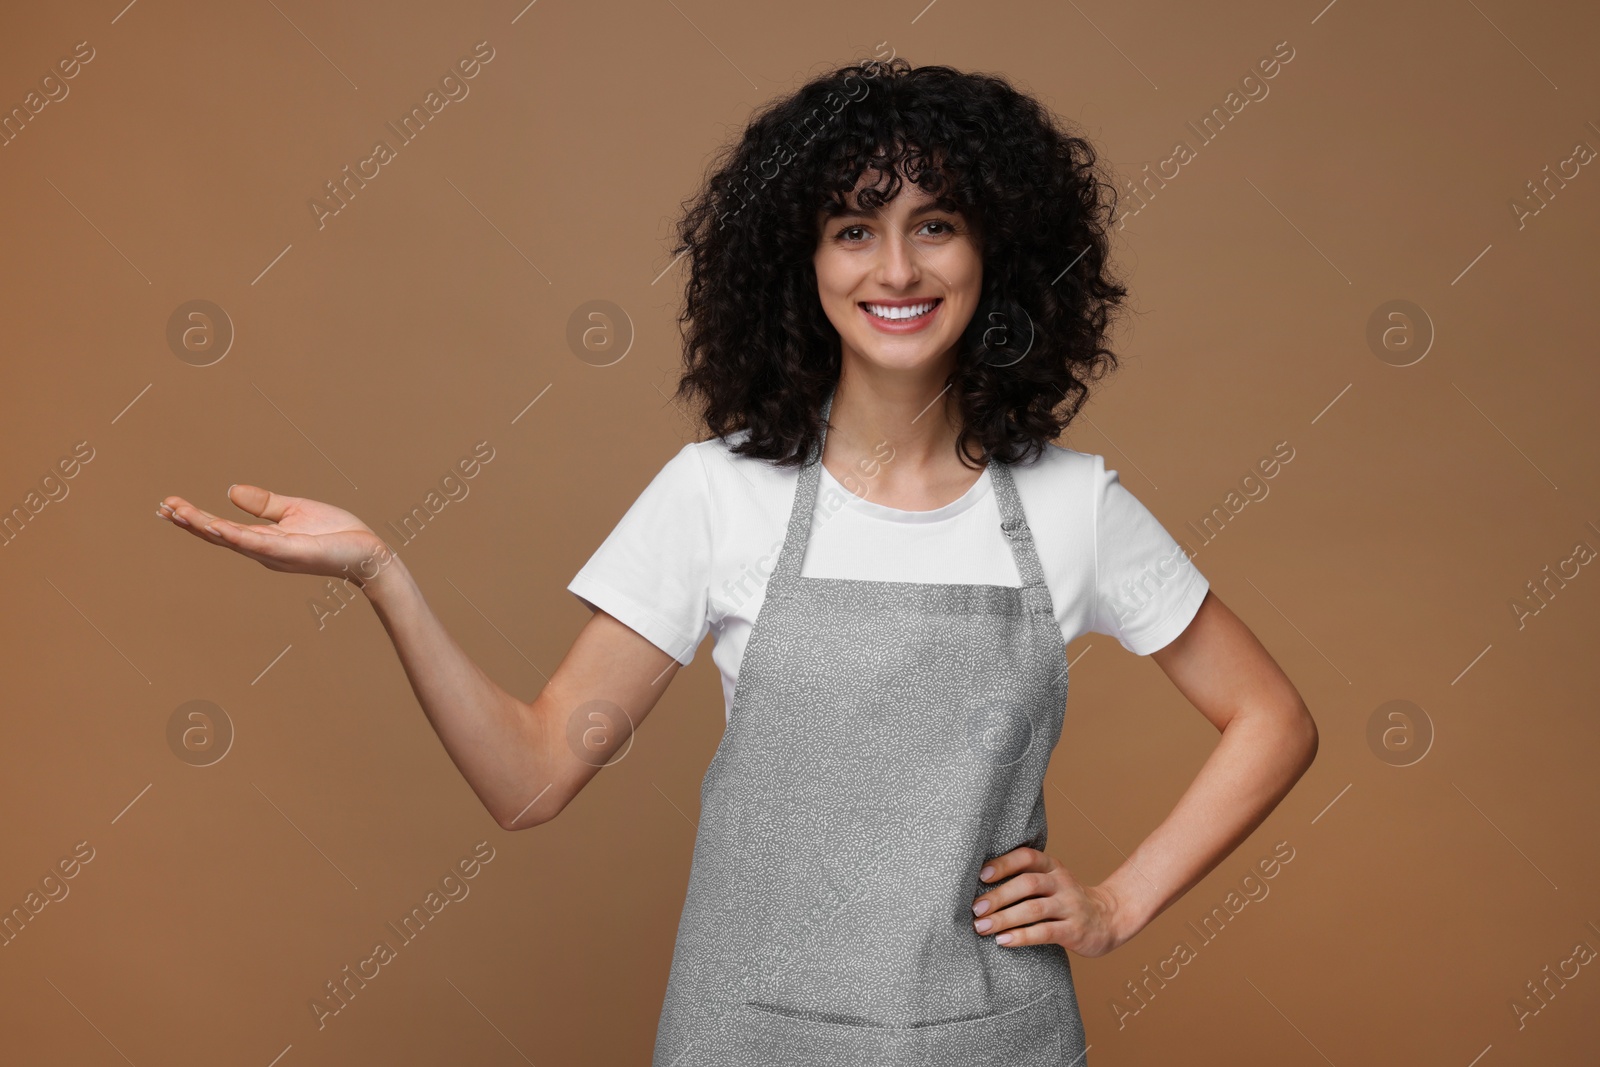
159,485,681,831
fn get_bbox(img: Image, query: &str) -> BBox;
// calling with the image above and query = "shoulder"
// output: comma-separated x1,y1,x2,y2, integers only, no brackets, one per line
1007,440,1101,502
687,429,797,501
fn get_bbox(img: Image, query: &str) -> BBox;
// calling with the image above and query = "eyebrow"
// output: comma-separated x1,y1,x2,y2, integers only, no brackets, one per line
823,202,958,220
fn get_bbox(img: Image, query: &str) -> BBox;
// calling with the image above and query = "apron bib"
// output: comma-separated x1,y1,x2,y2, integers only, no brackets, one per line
653,388,1088,1065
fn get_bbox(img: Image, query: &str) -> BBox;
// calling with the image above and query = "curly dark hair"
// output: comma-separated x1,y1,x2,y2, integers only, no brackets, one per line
669,57,1130,469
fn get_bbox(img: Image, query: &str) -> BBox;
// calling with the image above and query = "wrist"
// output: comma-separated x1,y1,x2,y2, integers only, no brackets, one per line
1093,875,1158,949
350,540,410,605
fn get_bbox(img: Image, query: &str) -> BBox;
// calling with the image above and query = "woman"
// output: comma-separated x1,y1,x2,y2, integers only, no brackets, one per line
159,58,1317,1065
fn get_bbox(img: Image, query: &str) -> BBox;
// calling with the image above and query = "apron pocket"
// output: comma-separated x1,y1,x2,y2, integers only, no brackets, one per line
731,988,1065,1065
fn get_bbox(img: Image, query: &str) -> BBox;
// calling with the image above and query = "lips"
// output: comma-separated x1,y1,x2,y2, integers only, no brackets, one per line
860,298,942,321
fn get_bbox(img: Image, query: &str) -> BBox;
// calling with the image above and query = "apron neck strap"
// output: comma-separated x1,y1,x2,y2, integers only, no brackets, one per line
771,385,1051,599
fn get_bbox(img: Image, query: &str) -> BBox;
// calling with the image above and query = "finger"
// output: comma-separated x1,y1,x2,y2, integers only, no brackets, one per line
160,497,223,530
227,483,294,523
976,893,1057,936
977,845,1049,884
200,519,319,571
158,501,270,553
993,919,1073,948
972,870,1048,918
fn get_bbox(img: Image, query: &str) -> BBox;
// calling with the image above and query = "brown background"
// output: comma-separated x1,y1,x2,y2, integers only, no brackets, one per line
2,0,1598,1063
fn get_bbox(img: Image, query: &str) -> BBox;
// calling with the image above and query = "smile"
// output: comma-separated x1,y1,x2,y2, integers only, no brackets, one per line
859,298,943,332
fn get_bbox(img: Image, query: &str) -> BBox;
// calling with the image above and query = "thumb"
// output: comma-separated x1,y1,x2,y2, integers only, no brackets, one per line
227,483,293,523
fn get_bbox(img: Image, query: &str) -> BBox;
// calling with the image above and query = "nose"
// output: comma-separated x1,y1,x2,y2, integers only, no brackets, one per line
876,223,921,289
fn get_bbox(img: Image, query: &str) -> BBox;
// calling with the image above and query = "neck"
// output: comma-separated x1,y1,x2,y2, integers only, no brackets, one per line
822,362,986,511
826,364,962,468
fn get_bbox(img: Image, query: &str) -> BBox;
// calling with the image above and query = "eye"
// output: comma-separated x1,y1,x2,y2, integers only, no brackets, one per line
919,218,958,236
834,224,870,243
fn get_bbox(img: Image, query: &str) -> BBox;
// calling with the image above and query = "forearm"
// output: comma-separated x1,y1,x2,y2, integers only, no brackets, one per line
358,550,557,829
1097,704,1317,945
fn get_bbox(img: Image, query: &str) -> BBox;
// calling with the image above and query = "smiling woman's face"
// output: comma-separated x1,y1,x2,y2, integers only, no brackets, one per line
812,164,982,380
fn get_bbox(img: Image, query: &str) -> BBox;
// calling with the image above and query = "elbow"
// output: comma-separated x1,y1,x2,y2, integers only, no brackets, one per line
495,809,543,832
493,792,567,832
1292,702,1319,774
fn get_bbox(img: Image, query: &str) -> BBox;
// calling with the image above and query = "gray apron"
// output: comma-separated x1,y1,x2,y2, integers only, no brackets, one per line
653,389,1087,1066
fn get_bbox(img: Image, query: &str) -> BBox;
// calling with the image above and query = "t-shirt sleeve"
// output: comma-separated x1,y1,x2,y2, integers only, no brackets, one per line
566,441,713,665
1089,453,1209,655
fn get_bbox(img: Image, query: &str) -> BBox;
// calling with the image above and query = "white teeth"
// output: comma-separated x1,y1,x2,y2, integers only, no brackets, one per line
864,300,936,320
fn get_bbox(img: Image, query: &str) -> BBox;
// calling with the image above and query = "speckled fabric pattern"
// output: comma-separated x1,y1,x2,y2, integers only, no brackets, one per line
653,389,1087,1066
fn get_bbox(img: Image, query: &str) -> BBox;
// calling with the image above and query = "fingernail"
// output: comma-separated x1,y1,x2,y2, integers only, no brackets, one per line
979,866,995,880
974,918,991,932
972,900,989,916
995,933,1012,945
226,484,236,497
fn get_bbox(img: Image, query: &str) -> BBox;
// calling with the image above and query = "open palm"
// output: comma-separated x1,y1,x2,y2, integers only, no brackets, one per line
157,484,392,583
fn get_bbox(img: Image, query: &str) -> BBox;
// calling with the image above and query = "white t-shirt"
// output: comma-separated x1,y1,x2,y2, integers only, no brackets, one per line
568,431,1208,724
